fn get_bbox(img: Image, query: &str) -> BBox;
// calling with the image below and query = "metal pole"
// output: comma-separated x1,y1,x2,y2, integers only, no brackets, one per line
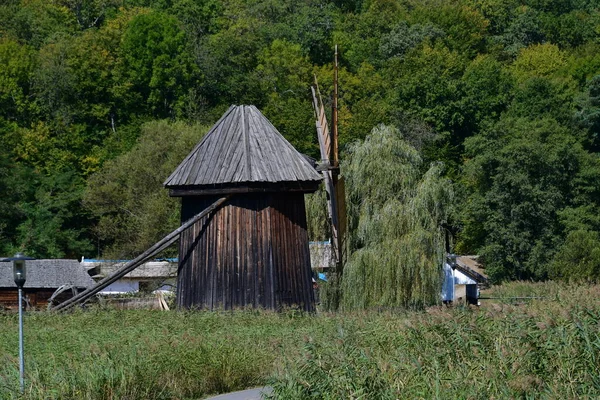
18,287,24,394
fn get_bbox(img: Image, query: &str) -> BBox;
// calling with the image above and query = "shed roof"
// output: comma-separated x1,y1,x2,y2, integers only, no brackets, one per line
84,260,177,280
164,105,322,190
0,259,94,289
456,256,488,284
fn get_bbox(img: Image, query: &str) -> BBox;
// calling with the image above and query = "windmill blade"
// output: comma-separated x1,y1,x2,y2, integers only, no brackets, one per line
311,50,346,270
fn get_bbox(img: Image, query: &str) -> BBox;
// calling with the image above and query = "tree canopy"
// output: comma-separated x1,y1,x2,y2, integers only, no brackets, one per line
339,125,453,309
0,0,599,290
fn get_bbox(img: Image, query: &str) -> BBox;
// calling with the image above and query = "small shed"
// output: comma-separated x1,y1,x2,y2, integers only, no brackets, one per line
442,256,488,305
0,259,94,309
164,105,322,311
82,259,177,294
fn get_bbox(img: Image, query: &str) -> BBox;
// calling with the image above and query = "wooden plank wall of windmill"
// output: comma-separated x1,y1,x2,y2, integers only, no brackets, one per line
177,193,315,311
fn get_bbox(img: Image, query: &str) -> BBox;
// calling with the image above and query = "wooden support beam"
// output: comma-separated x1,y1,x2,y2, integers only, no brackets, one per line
51,196,231,311
315,163,340,173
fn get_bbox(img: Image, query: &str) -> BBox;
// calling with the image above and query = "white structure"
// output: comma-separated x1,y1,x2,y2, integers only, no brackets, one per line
442,256,487,305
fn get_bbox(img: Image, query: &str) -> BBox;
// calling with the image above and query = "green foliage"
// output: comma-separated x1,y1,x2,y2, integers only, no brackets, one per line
467,0,519,36
256,39,317,156
510,43,568,81
55,0,122,30
0,309,323,399
0,0,78,48
0,0,598,280
339,125,453,310
567,43,600,86
458,54,513,132
116,11,200,118
409,1,489,57
0,135,26,256
83,120,207,258
390,43,467,134
492,6,546,56
334,0,406,70
274,282,600,398
550,230,600,282
274,334,395,399
575,75,600,150
380,21,445,60
171,0,222,39
459,117,600,281
538,8,599,48
15,169,93,258
0,38,36,122
305,184,329,242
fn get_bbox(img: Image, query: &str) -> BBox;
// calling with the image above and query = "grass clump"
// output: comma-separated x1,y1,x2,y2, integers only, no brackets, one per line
0,310,332,399
271,282,600,399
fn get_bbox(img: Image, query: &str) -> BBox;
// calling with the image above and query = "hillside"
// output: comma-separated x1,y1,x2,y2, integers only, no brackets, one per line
0,0,599,283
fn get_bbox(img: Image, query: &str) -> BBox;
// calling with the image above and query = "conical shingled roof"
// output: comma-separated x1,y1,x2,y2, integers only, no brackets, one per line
164,105,322,189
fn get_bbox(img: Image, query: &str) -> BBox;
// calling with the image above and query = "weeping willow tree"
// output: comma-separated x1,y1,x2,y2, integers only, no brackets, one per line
336,124,453,310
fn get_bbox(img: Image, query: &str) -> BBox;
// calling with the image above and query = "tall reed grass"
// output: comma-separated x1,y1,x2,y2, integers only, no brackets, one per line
0,282,597,399
0,309,328,399
271,282,600,398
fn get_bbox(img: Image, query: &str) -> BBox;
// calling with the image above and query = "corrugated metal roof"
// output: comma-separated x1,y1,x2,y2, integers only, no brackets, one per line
164,105,322,187
0,259,95,288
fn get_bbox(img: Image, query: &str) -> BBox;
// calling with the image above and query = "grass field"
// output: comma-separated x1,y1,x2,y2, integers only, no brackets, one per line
0,281,599,399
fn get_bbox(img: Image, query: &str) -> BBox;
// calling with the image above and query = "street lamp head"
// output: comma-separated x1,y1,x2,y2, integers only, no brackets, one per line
14,259,26,288
4,253,34,289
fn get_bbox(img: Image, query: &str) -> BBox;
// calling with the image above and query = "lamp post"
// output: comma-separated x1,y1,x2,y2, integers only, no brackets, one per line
6,253,34,394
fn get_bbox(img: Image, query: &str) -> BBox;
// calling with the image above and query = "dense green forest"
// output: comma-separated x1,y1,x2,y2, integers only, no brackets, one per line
1,0,600,284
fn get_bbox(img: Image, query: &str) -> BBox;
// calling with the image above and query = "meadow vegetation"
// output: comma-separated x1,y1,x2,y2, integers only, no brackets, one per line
0,281,598,399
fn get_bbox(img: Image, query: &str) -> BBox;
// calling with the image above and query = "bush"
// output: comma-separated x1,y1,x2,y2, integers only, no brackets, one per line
551,230,600,282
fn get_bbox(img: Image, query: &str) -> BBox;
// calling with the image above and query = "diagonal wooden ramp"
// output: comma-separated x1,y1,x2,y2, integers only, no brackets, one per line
51,196,230,312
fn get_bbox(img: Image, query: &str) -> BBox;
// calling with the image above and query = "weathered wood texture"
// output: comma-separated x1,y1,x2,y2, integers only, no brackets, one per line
0,288,73,310
311,83,344,268
168,181,320,197
167,105,320,311
178,193,315,311
164,105,322,189
51,196,229,311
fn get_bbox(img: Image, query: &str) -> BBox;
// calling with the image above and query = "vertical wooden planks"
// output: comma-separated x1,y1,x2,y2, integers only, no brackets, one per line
177,193,315,311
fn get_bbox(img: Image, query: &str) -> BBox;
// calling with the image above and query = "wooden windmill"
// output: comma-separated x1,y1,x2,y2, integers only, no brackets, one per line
51,51,345,312
164,105,321,311
311,45,346,271
53,106,322,312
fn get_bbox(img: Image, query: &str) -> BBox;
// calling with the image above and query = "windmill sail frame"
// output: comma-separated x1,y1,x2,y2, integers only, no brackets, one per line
311,46,346,271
